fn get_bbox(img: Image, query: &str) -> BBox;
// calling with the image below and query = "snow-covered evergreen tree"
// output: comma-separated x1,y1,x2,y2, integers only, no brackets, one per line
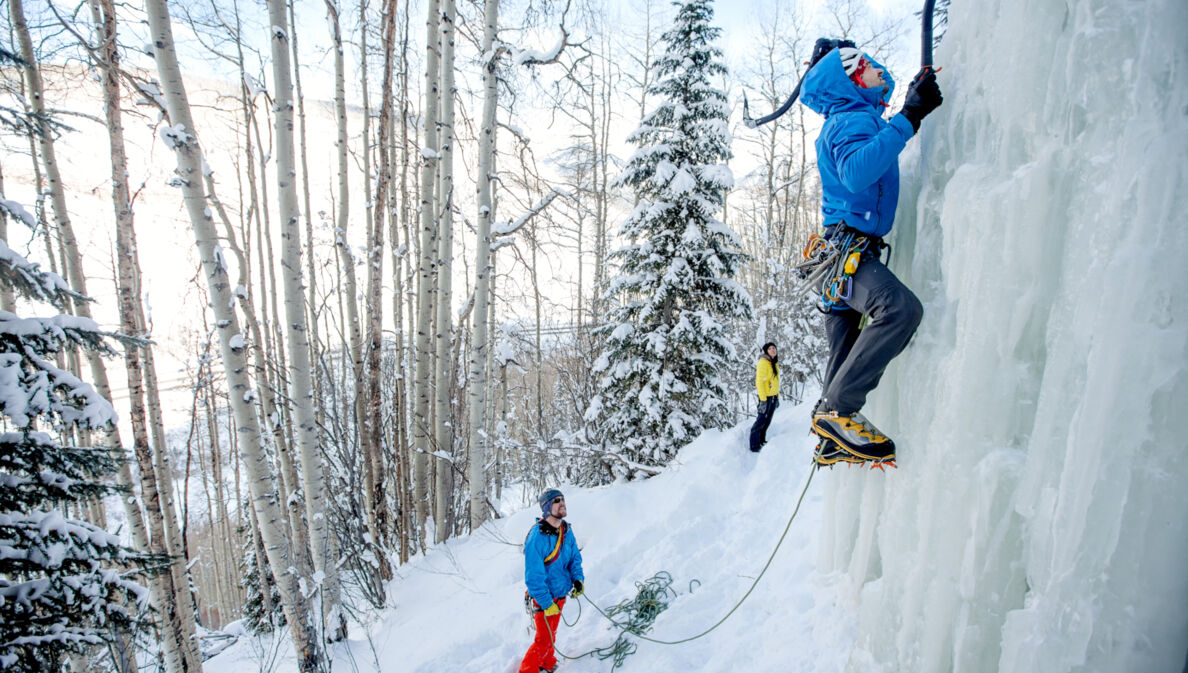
236,503,283,633
586,0,751,478
0,236,153,671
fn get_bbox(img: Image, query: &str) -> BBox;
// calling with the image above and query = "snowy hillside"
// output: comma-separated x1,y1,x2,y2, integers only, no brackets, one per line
208,399,861,673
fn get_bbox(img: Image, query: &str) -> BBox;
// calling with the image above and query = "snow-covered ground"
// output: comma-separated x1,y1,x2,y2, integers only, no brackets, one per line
208,398,874,673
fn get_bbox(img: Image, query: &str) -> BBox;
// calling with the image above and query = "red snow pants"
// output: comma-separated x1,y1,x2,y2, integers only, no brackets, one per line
519,597,565,673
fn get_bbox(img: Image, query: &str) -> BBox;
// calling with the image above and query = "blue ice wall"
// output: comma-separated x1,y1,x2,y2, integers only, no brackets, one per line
817,1,1188,671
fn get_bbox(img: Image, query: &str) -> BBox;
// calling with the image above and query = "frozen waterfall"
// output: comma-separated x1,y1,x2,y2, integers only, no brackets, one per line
817,1,1188,672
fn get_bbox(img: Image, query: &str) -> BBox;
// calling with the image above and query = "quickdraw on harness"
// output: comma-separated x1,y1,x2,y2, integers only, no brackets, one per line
524,520,567,614
791,230,880,312
820,230,875,312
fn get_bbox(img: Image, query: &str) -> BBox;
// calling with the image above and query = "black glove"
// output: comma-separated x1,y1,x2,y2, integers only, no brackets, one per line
899,68,943,133
570,579,584,598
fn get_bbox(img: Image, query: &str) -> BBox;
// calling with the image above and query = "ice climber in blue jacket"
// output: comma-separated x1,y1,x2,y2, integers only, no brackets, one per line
519,488,584,673
800,44,943,464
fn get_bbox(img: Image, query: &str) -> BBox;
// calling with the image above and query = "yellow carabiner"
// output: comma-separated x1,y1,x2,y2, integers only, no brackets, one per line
844,251,861,275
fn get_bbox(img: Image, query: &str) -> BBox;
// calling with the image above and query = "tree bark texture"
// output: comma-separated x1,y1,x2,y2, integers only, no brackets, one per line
433,0,457,543
142,0,323,668
265,0,345,640
414,0,442,536
468,0,501,531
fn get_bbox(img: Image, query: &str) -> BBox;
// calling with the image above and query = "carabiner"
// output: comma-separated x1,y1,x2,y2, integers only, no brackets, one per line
802,234,828,260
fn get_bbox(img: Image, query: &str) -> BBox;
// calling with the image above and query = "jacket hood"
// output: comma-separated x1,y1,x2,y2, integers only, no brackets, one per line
801,49,896,117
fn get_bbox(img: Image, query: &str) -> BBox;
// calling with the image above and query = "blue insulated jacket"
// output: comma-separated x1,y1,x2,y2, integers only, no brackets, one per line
800,49,916,237
524,519,584,611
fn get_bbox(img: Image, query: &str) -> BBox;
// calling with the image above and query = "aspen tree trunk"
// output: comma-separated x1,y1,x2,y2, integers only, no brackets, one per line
289,0,321,396
396,0,415,562
248,108,298,465
387,143,409,557
142,0,323,667
190,172,282,613
207,394,236,623
468,0,500,531
592,36,613,321
235,101,295,562
197,413,223,624
355,0,384,563
264,0,345,640
488,265,502,500
323,0,367,505
414,0,442,536
433,0,457,543
236,90,308,567
18,0,203,668
361,0,397,574
532,233,544,433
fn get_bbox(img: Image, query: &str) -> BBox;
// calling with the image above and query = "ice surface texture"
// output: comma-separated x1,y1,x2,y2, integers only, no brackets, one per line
816,1,1188,671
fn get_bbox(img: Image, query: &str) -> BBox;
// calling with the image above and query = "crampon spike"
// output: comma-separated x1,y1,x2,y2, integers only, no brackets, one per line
869,460,897,471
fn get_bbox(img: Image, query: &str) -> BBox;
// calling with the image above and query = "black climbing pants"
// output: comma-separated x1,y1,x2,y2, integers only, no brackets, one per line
749,395,778,451
821,255,923,416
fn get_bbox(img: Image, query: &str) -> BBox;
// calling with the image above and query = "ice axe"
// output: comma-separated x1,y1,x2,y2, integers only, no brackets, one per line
742,0,939,129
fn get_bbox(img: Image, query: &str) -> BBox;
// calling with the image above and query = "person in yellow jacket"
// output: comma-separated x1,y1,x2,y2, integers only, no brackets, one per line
749,342,780,452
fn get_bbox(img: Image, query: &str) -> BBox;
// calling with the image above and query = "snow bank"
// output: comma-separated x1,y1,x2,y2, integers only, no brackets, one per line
819,1,1188,671
207,399,868,672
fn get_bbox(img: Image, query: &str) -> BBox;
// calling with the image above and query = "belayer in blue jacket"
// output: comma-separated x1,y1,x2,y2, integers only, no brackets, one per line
519,488,584,673
800,44,943,464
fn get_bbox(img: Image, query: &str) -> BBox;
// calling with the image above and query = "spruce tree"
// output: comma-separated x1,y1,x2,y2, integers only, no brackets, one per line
586,0,751,477
237,502,283,633
0,236,154,670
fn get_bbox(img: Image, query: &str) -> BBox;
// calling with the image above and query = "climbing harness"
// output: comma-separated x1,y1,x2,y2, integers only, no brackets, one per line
541,463,819,669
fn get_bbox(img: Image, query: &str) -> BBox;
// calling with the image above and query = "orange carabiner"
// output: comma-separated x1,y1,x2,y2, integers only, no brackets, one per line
802,234,827,260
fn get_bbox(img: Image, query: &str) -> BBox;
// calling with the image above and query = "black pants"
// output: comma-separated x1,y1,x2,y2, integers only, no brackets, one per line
749,395,779,451
821,256,923,415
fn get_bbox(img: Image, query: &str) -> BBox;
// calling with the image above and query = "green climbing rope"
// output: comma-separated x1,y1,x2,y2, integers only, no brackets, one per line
586,572,677,669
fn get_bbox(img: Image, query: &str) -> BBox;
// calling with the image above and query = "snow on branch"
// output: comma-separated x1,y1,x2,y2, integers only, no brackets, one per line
510,0,574,67
492,190,565,237
131,78,167,111
0,200,35,229
512,30,569,67
0,347,119,430
0,239,85,309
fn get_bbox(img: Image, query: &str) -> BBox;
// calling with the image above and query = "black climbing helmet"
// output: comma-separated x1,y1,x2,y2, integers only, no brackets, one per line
809,37,858,70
